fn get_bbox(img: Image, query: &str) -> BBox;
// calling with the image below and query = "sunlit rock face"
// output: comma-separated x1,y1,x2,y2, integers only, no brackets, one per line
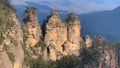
0,3,24,68
63,13,81,56
43,9,67,60
23,7,41,47
43,10,81,60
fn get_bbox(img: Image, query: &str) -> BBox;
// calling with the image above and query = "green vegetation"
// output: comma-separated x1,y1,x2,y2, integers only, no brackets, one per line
0,11,15,32
80,47,100,65
0,0,16,45
10,37,18,46
21,25,28,42
29,37,120,68
55,56,80,68
3,44,15,63
0,0,16,12
30,56,55,68
29,55,80,68
24,54,33,66
0,34,5,45
3,44,10,51
21,41,26,53
21,25,28,54
7,52,15,63
34,40,46,51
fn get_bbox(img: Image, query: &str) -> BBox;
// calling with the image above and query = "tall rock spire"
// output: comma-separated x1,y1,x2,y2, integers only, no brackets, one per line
43,10,81,60
43,9,67,60
23,6,41,47
63,13,81,56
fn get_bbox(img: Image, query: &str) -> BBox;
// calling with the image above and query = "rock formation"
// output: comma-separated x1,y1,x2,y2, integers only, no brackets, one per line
1,1,120,68
84,35,92,48
43,9,67,60
63,13,81,56
0,1,24,68
84,36,118,68
23,7,42,47
43,10,81,60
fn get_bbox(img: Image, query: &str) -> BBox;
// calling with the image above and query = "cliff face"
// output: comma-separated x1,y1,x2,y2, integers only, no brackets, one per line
0,1,24,68
1,1,120,68
23,7,42,47
43,10,81,60
84,36,118,68
64,13,81,56
43,9,67,60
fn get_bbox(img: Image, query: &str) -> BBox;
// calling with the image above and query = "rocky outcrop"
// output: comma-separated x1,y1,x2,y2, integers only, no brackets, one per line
23,7,42,47
84,36,118,68
1,2,120,68
43,9,67,60
84,35,92,48
0,4,24,68
0,51,13,68
63,13,81,56
43,10,81,60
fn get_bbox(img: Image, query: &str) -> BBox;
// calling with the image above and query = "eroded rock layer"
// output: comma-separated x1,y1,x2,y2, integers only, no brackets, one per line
23,7,42,47
43,10,81,60
63,13,81,56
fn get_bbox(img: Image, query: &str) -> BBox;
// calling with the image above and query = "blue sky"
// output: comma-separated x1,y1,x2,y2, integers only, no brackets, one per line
11,0,120,14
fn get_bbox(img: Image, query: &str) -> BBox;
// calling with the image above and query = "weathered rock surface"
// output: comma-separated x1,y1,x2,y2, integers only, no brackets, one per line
63,13,81,56
84,36,118,68
1,2,120,68
23,7,42,47
43,10,81,60
43,9,67,60
84,35,92,48
0,8,24,68
0,51,13,68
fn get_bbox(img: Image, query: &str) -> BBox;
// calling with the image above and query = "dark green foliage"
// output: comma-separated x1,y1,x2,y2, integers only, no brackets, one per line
10,37,18,46
21,25,27,54
21,25,28,42
56,56,80,68
35,40,46,51
0,0,16,12
0,14,15,33
0,34,5,45
29,55,80,68
30,56,55,68
80,47,100,65
111,41,120,50
24,54,55,68
21,41,26,53
0,0,16,37
7,52,15,63
5,35,18,46
0,1,15,45
3,44,15,63
3,44,9,51
24,54,33,66
23,36,120,68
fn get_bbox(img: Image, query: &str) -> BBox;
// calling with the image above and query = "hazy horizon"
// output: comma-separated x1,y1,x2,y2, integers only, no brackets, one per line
10,0,120,41
11,0,120,14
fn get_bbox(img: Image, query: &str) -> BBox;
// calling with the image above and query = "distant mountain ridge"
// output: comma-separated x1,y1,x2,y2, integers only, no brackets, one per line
80,6,120,40
13,1,120,40
1,1,120,68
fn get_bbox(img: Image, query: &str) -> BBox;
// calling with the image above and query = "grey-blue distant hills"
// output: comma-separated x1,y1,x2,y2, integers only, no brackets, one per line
13,1,120,41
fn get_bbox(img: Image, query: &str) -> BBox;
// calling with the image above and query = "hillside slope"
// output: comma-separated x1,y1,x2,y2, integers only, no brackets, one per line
80,7,120,40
